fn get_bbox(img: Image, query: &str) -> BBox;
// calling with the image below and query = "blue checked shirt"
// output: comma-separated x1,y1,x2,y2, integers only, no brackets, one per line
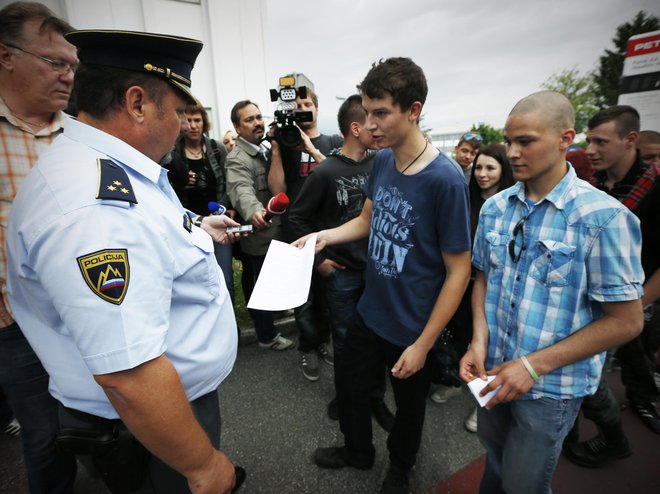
472,165,644,400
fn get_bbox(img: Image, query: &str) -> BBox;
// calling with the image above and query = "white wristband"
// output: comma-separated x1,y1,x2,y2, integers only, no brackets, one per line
520,355,540,382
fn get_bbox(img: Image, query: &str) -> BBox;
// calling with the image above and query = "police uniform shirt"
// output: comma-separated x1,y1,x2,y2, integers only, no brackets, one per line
7,117,237,419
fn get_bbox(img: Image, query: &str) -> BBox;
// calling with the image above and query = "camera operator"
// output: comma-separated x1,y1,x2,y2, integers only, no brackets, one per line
268,85,342,381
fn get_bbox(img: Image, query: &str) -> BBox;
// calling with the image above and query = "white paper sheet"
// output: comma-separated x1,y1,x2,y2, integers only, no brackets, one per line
247,235,316,311
467,376,501,407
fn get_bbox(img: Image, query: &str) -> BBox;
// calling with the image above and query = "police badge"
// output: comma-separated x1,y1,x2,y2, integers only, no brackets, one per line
77,249,130,304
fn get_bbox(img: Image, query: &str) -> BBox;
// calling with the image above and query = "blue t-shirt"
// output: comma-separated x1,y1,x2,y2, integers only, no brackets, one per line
357,148,471,347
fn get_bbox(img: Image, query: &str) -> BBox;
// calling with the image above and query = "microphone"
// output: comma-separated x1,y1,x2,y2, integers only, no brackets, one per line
207,201,227,216
264,192,289,221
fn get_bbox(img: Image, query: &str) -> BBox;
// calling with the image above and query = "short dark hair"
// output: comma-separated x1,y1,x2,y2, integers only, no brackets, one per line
637,129,660,147
74,65,168,120
358,57,427,111
337,94,366,136
230,100,258,125
0,1,73,46
185,103,211,134
587,105,640,137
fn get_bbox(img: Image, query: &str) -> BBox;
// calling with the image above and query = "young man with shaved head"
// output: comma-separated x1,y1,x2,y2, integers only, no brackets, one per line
460,91,645,493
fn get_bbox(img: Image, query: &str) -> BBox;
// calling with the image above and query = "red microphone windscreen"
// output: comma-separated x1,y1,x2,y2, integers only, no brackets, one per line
267,192,289,215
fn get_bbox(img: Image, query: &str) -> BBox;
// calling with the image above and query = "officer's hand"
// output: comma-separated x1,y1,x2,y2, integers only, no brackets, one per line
187,450,236,494
201,215,241,244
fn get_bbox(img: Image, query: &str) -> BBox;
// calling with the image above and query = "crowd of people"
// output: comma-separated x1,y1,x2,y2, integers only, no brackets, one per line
0,2,658,494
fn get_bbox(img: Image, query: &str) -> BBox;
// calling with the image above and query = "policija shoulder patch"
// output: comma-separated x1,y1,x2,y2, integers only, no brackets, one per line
77,249,130,304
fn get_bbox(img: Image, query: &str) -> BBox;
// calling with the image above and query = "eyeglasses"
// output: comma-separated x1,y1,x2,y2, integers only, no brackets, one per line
508,214,529,262
5,43,78,75
461,132,483,142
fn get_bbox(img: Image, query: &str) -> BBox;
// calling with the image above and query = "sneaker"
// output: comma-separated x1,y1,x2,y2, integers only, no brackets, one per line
3,418,20,436
429,384,462,404
327,397,339,421
630,401,660,434
371,401,395,432
464,407,478,433
300,351,319,382
258,333,293,351
316,342,334,366
379,463,410,494
313,446,373,470
563,434,632,468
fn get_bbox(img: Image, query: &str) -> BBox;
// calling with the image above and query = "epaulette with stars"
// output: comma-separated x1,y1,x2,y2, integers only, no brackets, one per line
96,159,137,204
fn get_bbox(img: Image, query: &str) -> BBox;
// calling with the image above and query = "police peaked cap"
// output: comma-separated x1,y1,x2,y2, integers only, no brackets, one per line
65,30,203,102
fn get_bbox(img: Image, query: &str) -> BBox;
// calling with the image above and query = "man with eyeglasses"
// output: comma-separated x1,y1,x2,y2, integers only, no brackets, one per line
453,132,482,183
0,2,78,492
459,91,644,493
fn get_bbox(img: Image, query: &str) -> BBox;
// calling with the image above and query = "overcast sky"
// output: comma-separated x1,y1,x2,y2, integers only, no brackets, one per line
265,0,660,136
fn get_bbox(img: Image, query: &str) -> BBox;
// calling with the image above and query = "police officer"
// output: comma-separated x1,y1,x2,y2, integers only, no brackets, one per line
6,30,244,494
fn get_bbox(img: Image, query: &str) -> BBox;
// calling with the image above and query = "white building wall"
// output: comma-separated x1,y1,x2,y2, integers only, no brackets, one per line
22,0,270,139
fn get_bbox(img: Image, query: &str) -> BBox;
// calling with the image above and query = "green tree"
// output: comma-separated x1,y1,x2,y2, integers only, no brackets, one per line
541,67,599,134
593,11,660,107
469,123,503,146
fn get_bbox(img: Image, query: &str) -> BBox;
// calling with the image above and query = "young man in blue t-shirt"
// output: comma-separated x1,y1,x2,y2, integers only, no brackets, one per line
294,57,472,493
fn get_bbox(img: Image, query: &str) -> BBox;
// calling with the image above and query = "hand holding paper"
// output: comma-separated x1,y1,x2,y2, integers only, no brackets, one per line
467,376,501,407
247,235,317,311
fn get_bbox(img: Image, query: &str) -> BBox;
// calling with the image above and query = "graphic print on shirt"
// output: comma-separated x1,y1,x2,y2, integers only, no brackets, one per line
299,152,318,177
77,249,130,304
334,172,369,223
369,185,414,278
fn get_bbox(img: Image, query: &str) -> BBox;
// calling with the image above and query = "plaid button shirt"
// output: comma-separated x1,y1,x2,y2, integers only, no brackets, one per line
472,165,644,400
0,97,67,324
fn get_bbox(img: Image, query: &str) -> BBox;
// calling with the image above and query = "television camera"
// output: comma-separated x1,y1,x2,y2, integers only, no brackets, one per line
269,75,313,148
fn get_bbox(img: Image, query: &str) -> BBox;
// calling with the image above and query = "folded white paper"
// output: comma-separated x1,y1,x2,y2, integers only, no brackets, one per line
467,376,500,407
247,235,316,311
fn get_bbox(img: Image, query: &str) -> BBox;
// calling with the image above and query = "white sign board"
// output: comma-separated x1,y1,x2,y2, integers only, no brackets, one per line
618,30,660,131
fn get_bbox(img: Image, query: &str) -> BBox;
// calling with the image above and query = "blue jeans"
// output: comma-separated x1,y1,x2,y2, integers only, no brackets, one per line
477,396,583,494
0,323,77,493
295,271,330,352
325,268,385,402
214,242,235,304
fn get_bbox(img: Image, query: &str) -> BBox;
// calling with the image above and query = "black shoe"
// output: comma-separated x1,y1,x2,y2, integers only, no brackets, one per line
232,466,246,493
562,434,631,468
379,464,410,494
371,401,395,432
327,397,339,421
630,401,660,434
313,446,373,470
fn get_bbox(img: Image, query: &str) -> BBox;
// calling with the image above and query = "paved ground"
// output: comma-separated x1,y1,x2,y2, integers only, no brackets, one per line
1,318,658,493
